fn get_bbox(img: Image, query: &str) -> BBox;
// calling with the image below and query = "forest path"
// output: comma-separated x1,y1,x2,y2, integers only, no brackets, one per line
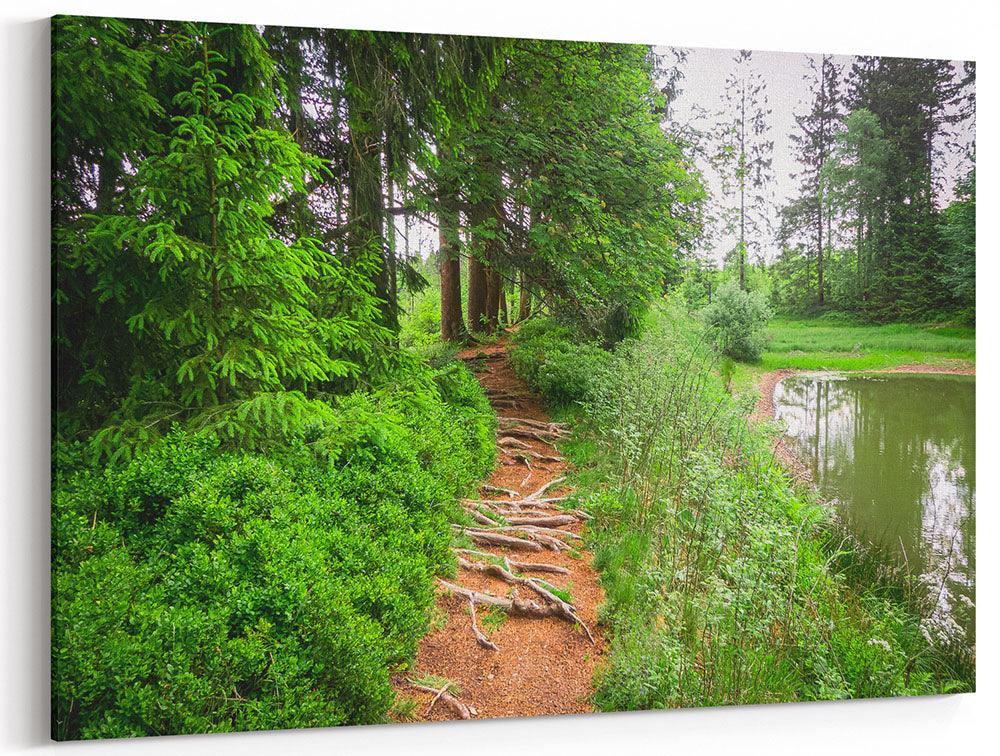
396,336,606,722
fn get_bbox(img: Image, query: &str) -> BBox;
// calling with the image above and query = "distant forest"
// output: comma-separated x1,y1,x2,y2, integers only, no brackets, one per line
680,51,975,321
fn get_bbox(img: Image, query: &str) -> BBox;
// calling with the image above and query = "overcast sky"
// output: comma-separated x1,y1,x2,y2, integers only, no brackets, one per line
658,46,975,265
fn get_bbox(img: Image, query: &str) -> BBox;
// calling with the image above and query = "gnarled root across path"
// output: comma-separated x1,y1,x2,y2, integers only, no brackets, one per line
394,339,605,722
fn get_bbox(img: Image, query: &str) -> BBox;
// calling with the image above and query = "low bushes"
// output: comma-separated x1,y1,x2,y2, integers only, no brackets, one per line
509,318,612,408
702,280,772,361
52,362,494,740
514,305,970,710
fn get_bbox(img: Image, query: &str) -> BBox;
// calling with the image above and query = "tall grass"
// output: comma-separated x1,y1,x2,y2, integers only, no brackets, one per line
519,305,973,710
758,318,975,373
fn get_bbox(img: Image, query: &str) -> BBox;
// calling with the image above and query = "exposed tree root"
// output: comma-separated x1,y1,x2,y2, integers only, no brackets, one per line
525,476,566,500
505,514,579,527
456,526,544,552
467,496,568,508
486,523,582,540
454,548,571,575
406,680,472,720
447,565,595,644
509,449,565,464
499,416,568,434
490,398,524,409
460,351,504,363
467,598,499,651
500,427,564,443
439,578,556,615
503,560,572,575
481,483,520,497
466,508,499,527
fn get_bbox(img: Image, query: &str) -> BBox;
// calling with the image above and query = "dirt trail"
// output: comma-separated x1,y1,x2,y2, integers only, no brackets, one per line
395,338,606,722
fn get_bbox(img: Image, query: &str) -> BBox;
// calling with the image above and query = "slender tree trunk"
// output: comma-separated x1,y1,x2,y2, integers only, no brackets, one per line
498,284,508,326
439,205,465,342
518,270,531,321
738,82,747,291
817,198,825,307
468,256,487,332
485,266,501,334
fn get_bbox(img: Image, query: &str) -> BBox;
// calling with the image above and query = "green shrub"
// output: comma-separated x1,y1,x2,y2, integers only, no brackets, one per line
509,318,611,408
559,305,968,710
52,361,495,740
702,281,772,362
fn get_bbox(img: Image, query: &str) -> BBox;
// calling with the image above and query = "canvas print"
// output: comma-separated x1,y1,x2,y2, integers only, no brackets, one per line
51,13,975,740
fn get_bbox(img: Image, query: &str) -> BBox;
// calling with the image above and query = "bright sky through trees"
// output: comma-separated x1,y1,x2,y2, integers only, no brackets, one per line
659,46,975,264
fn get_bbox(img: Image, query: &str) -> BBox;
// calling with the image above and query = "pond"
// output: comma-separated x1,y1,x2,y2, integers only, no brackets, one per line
772,373,975,650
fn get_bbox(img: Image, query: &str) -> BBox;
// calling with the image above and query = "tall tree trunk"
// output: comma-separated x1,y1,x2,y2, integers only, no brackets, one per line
498,284,508,327
467,202,489,331
439,205,465,342
816,197,825,307
738,82,747,291
485,266,501,334
343,46,395,330
517,269,531,321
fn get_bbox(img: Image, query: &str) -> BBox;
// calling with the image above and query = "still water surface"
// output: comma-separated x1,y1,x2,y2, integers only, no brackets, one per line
773,373,975,647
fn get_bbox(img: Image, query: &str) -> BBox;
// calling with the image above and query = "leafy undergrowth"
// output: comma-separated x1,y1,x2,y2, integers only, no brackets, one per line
52,361,495,740
511,305,973,711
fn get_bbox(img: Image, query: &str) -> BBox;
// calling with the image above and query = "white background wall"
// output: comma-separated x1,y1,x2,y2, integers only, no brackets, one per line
1,2,994,754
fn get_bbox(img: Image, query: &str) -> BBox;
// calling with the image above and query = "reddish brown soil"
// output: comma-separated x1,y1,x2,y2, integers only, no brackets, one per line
394,338,606,723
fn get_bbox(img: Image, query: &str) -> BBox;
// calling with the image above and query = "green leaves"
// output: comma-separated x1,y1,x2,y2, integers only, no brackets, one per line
56,22,391,443
53,356,496,738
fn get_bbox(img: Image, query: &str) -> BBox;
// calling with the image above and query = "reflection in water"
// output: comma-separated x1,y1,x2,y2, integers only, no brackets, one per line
773,374,975,648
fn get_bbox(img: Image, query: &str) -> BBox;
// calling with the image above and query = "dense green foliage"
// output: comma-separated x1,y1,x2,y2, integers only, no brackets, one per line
512,308,972,709
436,41,704,341
769,57,975,321
53,365,495,739
51,12,975,737
52,14,702,737
509,319,612,408
702,281,772,361
52,17,507,738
